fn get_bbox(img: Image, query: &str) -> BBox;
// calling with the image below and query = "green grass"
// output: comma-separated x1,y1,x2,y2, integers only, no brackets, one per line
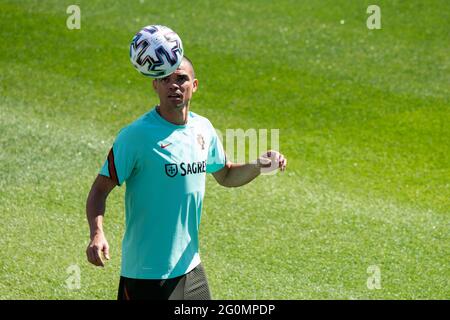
0,0,449,299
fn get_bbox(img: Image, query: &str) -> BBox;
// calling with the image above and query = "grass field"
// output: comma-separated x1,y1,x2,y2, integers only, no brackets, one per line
0,0,449,299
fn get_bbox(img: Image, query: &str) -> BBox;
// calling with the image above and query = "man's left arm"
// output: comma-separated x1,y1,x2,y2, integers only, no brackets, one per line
212,150,287,188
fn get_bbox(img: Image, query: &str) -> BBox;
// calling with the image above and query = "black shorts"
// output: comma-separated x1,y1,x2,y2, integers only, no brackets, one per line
117,263,211,300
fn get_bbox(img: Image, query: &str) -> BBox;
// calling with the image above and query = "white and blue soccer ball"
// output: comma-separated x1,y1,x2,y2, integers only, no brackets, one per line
129,25,183,78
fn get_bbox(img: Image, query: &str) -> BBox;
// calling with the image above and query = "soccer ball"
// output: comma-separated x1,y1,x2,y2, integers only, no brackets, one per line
129,25,184,78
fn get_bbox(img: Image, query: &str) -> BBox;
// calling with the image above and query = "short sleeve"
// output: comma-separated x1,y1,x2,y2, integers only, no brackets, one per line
206,126,227,173
99,127,137,186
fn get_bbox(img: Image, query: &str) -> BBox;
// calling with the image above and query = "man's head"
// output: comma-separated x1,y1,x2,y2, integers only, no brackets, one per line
152,56,198,110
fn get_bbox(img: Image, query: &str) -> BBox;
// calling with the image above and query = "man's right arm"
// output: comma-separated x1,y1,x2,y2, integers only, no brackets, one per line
86,174,117,267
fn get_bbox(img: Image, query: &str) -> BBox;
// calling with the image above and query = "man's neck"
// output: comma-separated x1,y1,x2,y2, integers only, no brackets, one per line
156,104,189,125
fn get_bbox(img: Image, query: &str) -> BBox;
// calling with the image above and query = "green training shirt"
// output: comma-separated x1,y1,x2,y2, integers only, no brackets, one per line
100,107,226,279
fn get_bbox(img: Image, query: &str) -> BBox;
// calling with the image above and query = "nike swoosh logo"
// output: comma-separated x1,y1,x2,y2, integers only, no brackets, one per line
160,143,172,149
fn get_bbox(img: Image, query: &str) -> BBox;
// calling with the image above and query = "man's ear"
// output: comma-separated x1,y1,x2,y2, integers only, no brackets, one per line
152,79,157,91
192,79,199,93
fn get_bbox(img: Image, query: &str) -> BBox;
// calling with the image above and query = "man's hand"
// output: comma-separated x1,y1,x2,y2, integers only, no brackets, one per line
86,232,110,267
212,150,287,187
257,150,287,174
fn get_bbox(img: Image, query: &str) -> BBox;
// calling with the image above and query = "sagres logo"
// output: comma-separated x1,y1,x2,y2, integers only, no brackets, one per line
165,163,178,177
165,161,207,177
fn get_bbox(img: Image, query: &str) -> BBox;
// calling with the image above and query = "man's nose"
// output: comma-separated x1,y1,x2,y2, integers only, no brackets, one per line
168,81,180,90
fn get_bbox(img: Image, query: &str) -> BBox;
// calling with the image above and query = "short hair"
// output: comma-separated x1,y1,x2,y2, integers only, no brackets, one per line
182,55,195,79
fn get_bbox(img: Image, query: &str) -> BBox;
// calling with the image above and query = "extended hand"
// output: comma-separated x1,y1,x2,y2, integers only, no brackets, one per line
257,150,287,174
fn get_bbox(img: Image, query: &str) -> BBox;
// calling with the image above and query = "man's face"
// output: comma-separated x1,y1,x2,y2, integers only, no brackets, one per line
152,61,198,109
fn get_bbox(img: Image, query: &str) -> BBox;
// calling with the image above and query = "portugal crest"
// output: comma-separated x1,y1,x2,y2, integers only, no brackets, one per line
165,163,178,177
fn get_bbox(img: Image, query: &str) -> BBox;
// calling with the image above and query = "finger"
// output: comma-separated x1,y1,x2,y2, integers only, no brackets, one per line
283,158,287,170
281,159,287,171
96,247,105,267
103,245,110,260
278,156,284,167
86,247,94,264
266,150,279,159
89,245,104,267
87,246,97,266
87,247,101,266
259,157,272,168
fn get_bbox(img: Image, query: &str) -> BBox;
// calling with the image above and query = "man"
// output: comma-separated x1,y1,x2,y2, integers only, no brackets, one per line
86,56,287,300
